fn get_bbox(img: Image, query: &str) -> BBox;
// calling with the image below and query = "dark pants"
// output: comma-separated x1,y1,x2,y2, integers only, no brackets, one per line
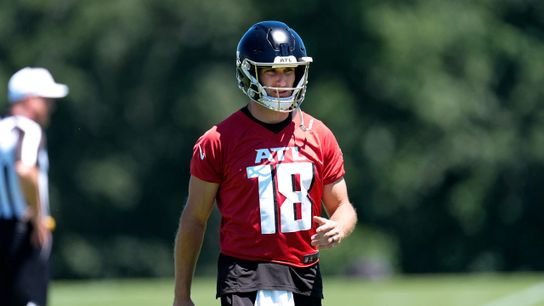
220,291,322,306
0,219,50,306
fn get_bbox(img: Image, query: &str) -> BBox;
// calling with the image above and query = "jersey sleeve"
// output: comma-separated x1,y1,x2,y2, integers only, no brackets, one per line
320,126,345,185
190,127,223,183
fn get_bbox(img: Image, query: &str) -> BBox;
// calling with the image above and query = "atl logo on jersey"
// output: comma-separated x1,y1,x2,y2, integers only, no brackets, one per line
254,146,306,164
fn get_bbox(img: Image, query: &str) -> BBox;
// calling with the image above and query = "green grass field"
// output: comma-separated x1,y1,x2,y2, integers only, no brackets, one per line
50,274,544,306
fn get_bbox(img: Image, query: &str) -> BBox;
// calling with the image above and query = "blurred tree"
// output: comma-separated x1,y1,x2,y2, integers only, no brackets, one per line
359,0,544,272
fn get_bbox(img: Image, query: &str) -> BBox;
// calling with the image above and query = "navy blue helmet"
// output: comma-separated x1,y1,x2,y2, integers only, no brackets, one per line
236,21,313,112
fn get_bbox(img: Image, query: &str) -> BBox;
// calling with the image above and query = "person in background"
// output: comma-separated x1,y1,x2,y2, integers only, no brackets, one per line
0,67,69,306
173,21,358,306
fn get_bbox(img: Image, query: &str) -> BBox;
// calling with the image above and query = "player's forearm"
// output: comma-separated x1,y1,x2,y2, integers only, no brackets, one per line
15,162,42,221
173,213,207,299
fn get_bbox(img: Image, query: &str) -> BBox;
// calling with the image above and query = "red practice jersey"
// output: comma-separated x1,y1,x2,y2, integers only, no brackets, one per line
190,109,345,267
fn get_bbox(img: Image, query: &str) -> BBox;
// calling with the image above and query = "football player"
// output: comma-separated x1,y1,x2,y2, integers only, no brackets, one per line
173,20,358,306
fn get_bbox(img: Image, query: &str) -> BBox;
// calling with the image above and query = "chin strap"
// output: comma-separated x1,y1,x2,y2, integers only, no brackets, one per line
297,107,313,131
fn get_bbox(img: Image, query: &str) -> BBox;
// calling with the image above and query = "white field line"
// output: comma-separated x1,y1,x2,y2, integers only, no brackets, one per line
480,282,544,306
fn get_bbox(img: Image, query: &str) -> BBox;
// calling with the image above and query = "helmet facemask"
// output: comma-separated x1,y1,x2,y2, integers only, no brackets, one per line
237,57,312,112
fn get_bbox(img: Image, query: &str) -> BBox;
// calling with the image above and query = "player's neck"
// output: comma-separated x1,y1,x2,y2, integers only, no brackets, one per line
247,101,290,124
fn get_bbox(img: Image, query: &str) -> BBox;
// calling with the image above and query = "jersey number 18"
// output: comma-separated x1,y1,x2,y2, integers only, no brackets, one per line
247,162,314,234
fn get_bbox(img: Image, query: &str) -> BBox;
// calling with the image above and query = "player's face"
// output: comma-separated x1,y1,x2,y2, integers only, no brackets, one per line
258,67,296,98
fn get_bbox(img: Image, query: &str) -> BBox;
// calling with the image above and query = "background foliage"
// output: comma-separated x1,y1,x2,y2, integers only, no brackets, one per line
1,0,543,278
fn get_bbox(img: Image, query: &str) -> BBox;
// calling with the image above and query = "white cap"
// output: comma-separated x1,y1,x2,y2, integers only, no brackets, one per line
8,67,69,103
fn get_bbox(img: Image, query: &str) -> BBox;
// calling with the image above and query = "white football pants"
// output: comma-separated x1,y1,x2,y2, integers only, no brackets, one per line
255,290,295,306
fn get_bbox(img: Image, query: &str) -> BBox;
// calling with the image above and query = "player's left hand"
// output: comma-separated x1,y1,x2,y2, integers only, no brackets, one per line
311,216,344,249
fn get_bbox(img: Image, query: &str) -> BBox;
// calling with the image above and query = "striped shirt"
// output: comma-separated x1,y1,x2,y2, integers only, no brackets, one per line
0,115,49,220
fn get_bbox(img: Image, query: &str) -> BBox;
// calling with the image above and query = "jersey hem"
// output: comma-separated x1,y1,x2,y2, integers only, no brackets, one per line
220,250,320,268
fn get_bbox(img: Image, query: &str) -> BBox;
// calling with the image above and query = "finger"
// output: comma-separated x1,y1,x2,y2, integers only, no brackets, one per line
312,233,335,248
314,217,335,233
312,229,334,238
313,216,328,226
311,234,327,247
311,239,329,249
312,230,337,245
